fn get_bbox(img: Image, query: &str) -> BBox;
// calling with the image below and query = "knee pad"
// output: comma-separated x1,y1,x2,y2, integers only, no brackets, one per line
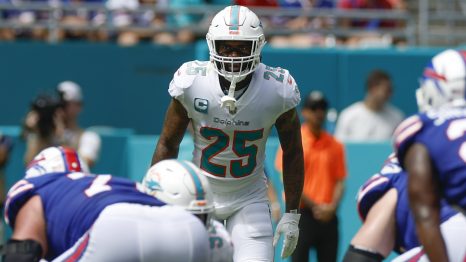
2,239,43,262
342,245,384,262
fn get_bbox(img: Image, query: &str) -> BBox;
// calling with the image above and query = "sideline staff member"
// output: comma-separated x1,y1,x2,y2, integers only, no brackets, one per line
276,91,347,262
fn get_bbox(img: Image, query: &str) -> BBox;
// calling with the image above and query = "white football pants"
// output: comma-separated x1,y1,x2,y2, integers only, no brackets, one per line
392,213,466,262
209,175,274,262
53,203,210,262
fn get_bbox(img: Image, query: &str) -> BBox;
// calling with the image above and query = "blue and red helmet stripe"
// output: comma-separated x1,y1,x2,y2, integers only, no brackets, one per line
59,147,82,173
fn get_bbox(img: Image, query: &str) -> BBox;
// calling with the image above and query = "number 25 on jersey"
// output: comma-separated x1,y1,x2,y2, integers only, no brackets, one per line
200,127,264,178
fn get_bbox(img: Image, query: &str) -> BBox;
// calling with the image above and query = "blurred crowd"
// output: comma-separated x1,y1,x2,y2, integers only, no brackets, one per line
0,0,408,47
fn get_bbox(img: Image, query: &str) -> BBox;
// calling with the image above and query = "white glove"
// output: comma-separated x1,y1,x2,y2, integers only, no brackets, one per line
273,211,301,259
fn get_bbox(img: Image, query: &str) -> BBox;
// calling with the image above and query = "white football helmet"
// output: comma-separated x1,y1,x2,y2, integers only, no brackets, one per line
416,49,466,112
25,146,88,178
143,160,215,217
206,5,265,82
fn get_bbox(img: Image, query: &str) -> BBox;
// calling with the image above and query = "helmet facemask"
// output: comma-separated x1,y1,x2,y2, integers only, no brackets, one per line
207,38,265,82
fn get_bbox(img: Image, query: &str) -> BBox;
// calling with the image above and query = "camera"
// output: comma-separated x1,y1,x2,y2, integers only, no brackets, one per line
30,94,64,139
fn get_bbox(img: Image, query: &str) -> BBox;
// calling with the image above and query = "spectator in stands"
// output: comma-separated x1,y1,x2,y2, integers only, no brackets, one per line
339,0,404,28
57,81,101,167
152,0,206,45
235,0,278,6
105,0,141,46
58,0,108,41
334,70,404,142
103,0,171,46
0,0,51,41
206,0,233,3
269,0,340,48
338,0,406,47
275,91,347,262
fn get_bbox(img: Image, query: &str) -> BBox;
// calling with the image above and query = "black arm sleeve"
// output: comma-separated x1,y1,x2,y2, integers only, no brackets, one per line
342,245,385,262
2,239,43,262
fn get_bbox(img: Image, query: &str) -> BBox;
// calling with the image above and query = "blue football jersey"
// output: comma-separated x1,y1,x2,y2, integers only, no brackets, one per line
357,156,457,253
394,106,466,210
4,172,165,260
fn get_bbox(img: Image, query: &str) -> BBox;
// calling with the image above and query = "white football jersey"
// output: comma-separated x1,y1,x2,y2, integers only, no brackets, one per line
169,61,300,191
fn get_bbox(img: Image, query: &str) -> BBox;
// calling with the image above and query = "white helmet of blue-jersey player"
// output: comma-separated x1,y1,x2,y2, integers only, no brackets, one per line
416,49,466,112
206,5,266,82
143,160,215,217
25,146,88,178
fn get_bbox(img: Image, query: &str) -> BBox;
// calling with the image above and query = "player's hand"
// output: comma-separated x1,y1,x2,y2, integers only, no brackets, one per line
273,211,301,259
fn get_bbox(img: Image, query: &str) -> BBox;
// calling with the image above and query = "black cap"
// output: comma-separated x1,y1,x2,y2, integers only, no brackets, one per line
303,91,328,110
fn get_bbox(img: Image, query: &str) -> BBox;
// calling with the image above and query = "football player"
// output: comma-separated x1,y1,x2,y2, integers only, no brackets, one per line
342,153,466,262
151,5,304,261
143,159,234,262
394,49,466,261
3,147,210,262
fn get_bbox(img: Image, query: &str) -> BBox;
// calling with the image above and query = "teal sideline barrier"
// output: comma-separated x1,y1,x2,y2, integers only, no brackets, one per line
127,134,195,182
0,42,448,134
90,127,135,179
127,135,156,181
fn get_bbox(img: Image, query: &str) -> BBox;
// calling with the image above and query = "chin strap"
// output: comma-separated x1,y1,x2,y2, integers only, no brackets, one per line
221,77,237,114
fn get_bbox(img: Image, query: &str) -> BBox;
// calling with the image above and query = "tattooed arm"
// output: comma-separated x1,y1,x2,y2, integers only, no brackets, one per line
151,99,190,165
275,108,304,212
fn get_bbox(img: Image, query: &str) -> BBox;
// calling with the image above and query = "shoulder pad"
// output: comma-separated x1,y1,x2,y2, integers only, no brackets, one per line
4,179,35,226
261,65,301,113
379,154,402,175
357,173,392,221
168,61,209,98
393,114,424,166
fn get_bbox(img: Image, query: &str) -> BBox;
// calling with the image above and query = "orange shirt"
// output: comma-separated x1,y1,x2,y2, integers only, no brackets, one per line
275,125,347,205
